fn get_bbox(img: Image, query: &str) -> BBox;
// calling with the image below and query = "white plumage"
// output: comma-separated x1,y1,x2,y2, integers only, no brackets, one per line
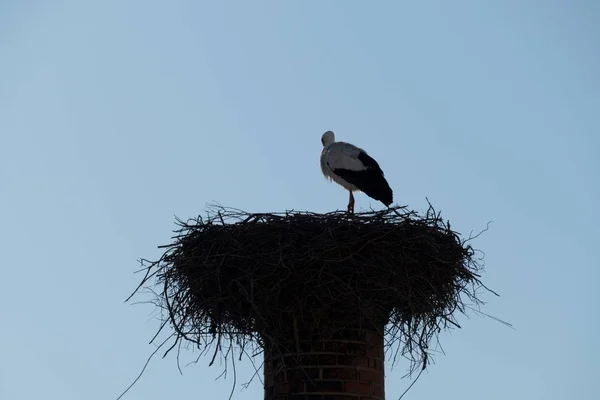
320,131,393,213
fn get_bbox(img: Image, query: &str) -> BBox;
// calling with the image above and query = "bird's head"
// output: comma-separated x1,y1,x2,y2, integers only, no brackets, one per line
321,130,335,147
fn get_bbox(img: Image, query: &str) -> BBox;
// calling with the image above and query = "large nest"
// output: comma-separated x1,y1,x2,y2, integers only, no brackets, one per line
130,203,491,375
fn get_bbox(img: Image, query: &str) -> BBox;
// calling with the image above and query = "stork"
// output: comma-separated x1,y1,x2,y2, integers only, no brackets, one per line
320,130,393,213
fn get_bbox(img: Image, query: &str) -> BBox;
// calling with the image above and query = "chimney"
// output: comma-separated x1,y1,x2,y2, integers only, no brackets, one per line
264,323,385,400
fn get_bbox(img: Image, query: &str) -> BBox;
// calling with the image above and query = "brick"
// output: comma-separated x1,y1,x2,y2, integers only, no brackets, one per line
371,358,381,370
324,341,344,352
292,380,308,393
337,341,366,356
322,396,357,400
373,383,385,398
265,372,274,386
365,331,383,345
322,367,358,380
337,354,368,367
265,386,274,399
318,354,338,365
287,353,337,367
366,346,381,359
286,368,321,382
274,370,287,383
358,369,383,383
332,329,363,341
290,395,323,400
298,340,318,352
305,380,345,393
274,383,291,395
344,381,374,395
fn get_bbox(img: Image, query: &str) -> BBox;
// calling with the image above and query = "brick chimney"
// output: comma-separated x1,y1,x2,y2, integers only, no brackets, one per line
264,323,385,400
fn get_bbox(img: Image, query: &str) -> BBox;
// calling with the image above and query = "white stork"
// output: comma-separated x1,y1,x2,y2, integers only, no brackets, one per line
320,130,393,213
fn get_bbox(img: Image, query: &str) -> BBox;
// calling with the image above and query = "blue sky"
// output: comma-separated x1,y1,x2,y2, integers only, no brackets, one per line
1,1,598,399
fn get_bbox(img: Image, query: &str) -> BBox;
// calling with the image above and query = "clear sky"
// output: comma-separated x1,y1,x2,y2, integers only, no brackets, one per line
1,1,598,399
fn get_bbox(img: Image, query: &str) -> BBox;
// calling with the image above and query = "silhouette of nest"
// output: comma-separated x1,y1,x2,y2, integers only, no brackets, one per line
129,202,492,375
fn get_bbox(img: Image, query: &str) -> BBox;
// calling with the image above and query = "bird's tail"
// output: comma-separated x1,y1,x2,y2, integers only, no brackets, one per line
361,173,393,207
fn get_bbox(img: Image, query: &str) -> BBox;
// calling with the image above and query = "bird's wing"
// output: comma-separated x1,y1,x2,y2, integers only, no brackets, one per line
356,151,384,175
324,142,366,172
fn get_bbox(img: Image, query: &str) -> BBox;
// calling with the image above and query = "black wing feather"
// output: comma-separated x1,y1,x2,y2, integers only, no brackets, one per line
332,151,393,206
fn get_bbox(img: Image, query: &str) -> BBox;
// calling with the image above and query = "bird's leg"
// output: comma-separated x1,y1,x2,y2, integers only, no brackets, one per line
347,191,355,214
